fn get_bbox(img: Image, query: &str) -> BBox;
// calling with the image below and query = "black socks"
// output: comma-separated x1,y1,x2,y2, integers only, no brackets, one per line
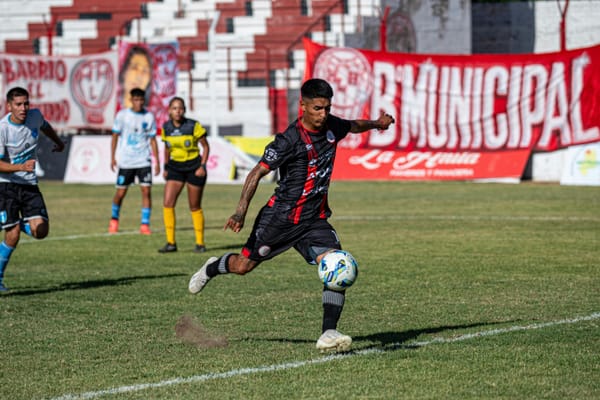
322,289,346,332
206,253,233,278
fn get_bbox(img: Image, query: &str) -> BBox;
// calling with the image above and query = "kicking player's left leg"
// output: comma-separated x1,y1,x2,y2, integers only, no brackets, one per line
298,221,352,352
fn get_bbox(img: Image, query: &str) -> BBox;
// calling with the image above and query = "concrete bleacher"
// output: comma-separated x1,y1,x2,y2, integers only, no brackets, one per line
0,0,358,83
0,0,378,135
2,0,150,55
239,0,347,84
0,0,73,52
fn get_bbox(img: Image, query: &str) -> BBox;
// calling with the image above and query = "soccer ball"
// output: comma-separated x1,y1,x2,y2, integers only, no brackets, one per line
318,250,358,291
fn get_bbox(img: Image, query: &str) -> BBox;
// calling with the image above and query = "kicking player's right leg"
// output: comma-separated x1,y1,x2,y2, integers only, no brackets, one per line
188,253,258,294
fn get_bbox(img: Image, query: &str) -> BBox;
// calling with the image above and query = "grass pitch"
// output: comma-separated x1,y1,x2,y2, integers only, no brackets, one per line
1,180,598,399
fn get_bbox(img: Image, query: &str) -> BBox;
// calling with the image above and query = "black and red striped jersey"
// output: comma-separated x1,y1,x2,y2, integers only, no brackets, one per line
259,114,352,224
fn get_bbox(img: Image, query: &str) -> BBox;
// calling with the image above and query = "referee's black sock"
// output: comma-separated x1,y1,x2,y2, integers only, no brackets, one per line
322,289,346,332
206,253,233,278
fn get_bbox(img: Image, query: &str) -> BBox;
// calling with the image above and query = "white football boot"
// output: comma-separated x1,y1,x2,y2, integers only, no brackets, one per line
316,329,352,353
188,257,218,294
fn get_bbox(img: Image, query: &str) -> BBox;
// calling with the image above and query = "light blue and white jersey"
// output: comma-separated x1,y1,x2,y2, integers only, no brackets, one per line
112,108,157,169
0,109,47,185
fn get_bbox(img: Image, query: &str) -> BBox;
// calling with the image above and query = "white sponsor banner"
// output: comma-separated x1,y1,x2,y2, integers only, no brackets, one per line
532,150,566,182
64,136,116,184
560,143,600,186
64,136,239,184
0,52,118,130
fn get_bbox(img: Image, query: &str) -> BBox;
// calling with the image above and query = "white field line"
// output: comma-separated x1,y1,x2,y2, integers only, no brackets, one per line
19,230,144,244
20,214,597,245
333,214,600,222
48,312,600,400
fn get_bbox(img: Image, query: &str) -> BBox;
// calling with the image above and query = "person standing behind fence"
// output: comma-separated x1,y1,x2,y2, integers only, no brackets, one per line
108,88,160,235
158,97,210,253
0,87,65,292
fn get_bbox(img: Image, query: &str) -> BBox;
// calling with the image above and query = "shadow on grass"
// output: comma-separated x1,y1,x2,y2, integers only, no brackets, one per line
258,320,519,351
177,225,233,232
4,273,187,297
208,243,245,252
351,321,516,350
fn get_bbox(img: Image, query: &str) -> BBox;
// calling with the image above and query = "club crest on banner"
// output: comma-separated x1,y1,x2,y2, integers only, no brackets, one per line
313,47,373,120
70,58,115,125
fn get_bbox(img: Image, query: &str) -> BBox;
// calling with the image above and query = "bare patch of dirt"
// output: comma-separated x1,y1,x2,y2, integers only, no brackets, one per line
175,315,228,348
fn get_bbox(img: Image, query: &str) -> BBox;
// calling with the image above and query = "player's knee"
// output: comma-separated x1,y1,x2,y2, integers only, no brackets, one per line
315,248,337,265
228,256,255,275
229,263,251,275
31,223,49,239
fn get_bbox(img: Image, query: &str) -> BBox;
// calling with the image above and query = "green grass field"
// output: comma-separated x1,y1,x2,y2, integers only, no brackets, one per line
1,180,598,400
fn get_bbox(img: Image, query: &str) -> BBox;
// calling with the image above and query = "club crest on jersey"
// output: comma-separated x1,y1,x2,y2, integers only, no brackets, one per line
326,130,335,143
31,129,39,139
264,148,278,162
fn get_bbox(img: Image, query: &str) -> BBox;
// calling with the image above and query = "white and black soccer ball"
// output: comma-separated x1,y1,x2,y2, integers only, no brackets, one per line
318,250,358,291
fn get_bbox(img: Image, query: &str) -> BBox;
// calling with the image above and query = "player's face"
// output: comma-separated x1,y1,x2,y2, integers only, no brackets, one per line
7,95,30,124
168,99,185,123
300,97,331,131
131,95,145,112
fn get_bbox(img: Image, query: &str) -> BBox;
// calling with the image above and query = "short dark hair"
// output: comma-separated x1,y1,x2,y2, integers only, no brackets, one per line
168,96,186,108
301,78,333,100
130,88,146,98
6,86,29,102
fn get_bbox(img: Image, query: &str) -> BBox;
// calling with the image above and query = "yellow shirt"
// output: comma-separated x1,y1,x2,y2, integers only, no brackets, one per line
161,118,206,163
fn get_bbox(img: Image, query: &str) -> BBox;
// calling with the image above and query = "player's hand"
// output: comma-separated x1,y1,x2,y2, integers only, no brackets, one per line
224,213,244,233
195,165,206,178
110,159,117,172
21,159,36,172
154,163,161,176
377,111,395,130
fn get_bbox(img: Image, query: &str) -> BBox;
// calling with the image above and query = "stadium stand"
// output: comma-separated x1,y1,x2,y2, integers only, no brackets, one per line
0,0,377,135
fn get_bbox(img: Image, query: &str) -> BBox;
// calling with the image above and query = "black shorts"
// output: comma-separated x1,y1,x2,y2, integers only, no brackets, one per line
0,182,48,230
165,159,206,187
116,167,152,188
241,205,341,265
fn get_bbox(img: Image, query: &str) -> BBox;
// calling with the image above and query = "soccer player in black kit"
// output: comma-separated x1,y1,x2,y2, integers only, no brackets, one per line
189,78,395,352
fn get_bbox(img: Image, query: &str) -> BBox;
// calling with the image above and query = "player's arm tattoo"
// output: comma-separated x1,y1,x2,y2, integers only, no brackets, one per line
235,164,269,218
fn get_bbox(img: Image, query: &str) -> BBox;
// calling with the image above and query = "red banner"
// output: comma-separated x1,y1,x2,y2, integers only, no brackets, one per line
304,38,600,153
117,42,178,129
332,148,530,181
